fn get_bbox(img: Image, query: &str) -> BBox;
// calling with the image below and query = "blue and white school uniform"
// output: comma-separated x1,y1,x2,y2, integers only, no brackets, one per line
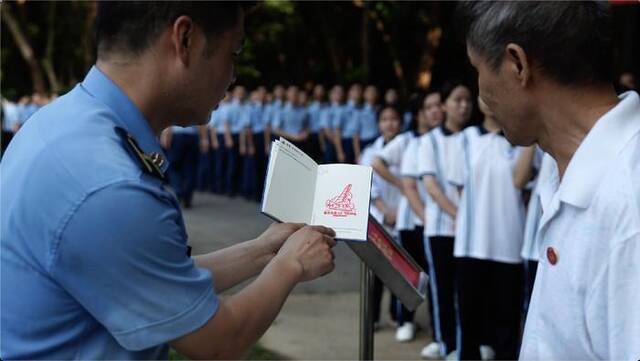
448,126,526,359
416,124,461,355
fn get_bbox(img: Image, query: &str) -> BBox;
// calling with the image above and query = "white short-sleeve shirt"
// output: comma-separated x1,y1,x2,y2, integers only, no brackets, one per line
400,135,431,228
418,125,461,237
448,126,526,264
379,131,416,232
520,91,640,360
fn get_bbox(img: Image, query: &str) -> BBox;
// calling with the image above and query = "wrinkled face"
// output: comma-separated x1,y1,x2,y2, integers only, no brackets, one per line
422,92,444,129
180,13,245,126
467,46,536,145
378,108,401,140
443,85,472,129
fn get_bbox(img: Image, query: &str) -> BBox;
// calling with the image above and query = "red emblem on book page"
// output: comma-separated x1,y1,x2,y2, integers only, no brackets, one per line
324,184,357,217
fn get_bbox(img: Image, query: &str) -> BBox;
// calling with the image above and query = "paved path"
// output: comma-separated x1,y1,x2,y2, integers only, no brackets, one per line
184,192,435,360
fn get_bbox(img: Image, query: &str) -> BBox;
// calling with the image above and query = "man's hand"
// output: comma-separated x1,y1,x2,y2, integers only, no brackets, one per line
255,223,304,260
273,225,337,282
199,139,210,154
384,211,396,227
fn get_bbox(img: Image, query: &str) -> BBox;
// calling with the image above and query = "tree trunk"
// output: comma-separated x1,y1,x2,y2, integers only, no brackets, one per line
42,1,59,94
2,4,46,94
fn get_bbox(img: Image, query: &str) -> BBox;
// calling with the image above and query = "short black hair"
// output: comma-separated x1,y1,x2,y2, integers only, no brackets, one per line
457,1,613,86
441,79,469,101
96,1,254,58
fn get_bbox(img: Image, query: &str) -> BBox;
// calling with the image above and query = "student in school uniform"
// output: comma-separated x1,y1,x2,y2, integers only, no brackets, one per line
371,91,444,343
210,93,230,194
273,86,310,151
264,84,286,144
359,105,403,329
307,85,327,163
400,90,446,356
448,97,527,360
222,85,248,197
322,85,345,164
334,84,363,164
417,81,472,359
240,87,268,201
359,85,380,152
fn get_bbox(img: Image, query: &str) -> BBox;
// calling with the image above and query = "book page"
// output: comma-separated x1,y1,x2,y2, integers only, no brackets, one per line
261,140,318,223
310,164,372,241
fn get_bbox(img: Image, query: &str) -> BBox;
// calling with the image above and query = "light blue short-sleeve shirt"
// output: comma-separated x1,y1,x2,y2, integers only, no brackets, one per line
0,66,219,359
333,100,361,139
307,101,327,133
359,103,379,141
275,102,309,135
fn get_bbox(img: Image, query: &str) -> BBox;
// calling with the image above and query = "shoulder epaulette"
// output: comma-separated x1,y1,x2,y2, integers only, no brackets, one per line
114,127,165,181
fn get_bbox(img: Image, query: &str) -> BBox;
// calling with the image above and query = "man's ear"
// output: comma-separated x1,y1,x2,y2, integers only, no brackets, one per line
171,15,194,66
504,43,531,88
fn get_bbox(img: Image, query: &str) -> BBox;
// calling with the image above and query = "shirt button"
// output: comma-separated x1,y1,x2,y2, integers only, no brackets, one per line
547,247,558,265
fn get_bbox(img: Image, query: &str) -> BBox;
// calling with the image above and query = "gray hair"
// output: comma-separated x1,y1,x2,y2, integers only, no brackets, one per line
457,1,613,85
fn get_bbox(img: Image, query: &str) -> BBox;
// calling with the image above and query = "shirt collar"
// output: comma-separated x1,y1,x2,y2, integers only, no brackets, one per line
440,122,457,136
81,65,169,173
555,91,640,209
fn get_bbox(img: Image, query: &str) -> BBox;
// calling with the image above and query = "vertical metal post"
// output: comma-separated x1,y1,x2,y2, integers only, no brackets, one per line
359,261,374,360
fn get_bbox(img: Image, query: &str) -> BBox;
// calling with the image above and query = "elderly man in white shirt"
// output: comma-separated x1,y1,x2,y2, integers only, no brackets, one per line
459,2,640,360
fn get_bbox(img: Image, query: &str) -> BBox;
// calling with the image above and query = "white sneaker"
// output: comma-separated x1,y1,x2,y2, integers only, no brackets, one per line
420,342,442,359
480,345,495,360
445,350,458,360
395,322,416,342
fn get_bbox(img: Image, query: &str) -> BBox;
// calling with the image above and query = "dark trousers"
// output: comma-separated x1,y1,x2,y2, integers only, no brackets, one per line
166,133,199,206
396,227,434,329
372,276,397,324
425,236,457,354
523,260,538,315
252,133,267,201
196,150,214,191
213,134,227,194
1,130,13,158
456,257,523,360
341,138,355,164
308,132,322,163
323,136,336,164
225,134,241,196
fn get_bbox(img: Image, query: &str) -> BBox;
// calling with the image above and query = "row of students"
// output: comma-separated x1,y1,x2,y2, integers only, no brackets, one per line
368,81,549,360
162,83,413,206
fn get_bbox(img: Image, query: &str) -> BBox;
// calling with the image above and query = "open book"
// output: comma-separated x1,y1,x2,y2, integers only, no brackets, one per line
261,138,372,241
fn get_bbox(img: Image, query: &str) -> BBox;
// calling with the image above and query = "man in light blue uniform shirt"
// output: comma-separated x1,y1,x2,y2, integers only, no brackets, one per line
273,85,310,150
322,85,345,163
210,94,230,194
333,83,362,164
263,84,286,143
359,85,380,150
241,87,268,201
162,125,201,208
223,85,248,197
307,84,327,162
0,3,337,359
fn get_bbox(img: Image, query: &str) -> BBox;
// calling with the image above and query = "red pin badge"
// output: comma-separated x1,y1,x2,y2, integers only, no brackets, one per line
546,247,558,265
